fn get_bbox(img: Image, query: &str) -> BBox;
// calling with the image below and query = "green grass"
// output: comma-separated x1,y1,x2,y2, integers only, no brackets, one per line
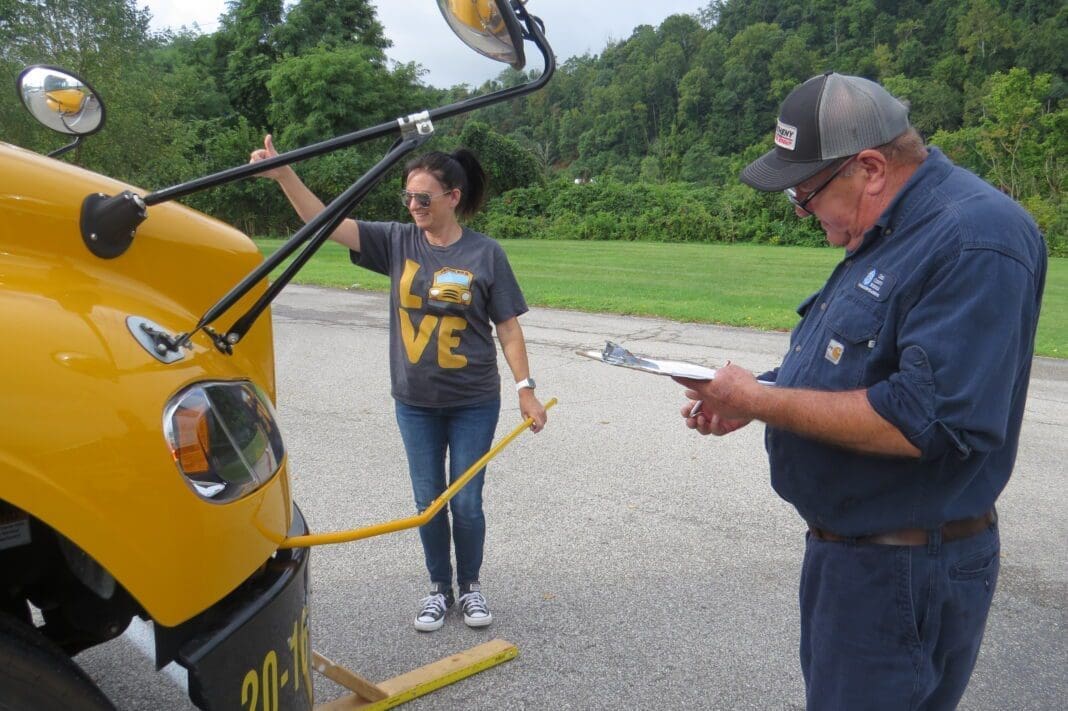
257,239,1066,359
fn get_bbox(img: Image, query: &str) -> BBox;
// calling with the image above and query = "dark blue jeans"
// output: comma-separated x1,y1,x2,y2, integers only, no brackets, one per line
395,397,500,589
800,522,1000,710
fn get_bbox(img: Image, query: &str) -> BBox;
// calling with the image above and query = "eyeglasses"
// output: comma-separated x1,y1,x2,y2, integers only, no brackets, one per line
400,189,452,208
784,155,856,216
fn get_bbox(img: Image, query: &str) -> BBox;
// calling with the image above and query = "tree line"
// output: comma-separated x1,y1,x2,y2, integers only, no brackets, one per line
1,0,1063,254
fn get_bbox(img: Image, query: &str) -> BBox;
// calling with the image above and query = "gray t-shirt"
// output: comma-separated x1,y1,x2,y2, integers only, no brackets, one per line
353,221,528,407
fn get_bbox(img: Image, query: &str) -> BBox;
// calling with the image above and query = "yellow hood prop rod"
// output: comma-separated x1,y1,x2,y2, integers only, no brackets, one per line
280,398,557,550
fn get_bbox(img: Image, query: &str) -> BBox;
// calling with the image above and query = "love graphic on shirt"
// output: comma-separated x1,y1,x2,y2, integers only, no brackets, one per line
397,259,469,368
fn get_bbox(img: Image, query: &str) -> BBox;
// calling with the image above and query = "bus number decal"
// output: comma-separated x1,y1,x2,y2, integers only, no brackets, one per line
240,606,310,710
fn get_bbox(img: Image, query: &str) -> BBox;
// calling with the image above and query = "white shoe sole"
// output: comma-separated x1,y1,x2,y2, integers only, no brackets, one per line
463,613,493,628
414,616,445,632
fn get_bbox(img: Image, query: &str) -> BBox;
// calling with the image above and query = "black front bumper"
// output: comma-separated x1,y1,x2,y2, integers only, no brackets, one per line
157,504,312,711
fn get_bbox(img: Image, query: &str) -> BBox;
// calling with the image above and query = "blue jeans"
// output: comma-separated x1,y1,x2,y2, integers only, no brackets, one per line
800,522,1000,710
395,397,500,588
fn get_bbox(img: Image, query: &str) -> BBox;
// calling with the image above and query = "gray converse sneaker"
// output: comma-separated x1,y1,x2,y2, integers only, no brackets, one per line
414,585,454,632
458,582,493,628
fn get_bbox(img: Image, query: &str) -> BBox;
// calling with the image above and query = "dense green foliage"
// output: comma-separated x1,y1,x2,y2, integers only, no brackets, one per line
474,0,1065,252
2,0,1064,252
472,176,827,247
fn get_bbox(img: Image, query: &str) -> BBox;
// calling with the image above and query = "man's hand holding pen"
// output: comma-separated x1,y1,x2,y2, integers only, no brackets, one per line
675,361,757,436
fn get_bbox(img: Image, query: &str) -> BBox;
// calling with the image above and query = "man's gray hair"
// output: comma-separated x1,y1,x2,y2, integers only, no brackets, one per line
876,127,928,166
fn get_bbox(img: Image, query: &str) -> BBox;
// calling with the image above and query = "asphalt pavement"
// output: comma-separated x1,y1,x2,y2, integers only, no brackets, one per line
79,284,1068,710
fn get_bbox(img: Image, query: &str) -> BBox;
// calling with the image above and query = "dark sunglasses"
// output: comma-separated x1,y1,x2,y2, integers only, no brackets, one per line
400,189,452,209
784,155,856,215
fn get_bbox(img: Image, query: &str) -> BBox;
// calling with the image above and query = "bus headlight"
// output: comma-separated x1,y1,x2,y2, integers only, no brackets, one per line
163,381,285,503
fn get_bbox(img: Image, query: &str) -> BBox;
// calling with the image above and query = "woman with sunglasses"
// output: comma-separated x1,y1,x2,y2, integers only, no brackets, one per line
251,134,548,632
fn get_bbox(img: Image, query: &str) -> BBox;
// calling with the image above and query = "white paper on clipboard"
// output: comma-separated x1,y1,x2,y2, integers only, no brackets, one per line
577,341,718,380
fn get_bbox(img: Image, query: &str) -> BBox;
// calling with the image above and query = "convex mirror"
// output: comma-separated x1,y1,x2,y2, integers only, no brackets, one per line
17,66,105,136
438,0,526,69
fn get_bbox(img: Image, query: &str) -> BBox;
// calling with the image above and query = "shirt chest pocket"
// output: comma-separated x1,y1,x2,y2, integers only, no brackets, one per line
812,300,884,390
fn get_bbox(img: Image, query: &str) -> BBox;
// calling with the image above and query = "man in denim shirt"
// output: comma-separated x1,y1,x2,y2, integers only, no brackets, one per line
677,73,1046,710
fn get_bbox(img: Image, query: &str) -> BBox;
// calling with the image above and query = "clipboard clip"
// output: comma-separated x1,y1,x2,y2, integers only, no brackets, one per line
602,341,657,369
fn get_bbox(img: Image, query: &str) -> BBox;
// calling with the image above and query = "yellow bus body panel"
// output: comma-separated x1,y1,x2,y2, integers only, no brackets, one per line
0,142,292,627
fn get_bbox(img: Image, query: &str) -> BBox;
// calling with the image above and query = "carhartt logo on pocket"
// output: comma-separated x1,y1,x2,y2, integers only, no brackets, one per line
825,339,844,365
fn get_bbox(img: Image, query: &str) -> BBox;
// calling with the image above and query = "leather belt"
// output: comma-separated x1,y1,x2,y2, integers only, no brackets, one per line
809,509,996,546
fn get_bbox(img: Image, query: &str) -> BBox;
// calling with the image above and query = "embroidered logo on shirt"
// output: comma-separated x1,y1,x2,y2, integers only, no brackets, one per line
856,267,895,301
775,120,798,150
825,339,844,365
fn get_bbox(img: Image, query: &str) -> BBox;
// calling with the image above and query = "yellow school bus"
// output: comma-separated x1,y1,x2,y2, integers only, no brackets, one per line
0,108,311,711
0,3,553,709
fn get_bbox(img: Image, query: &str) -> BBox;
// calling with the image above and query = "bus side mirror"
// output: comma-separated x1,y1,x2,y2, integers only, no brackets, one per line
438,0,526,69
18,65,106,141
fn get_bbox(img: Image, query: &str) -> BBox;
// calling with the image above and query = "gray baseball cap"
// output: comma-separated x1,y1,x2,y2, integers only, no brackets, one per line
741,72,910,192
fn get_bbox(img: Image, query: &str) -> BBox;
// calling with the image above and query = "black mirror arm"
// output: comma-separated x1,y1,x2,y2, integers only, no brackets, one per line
421,8,555,126
47,135,83,158
143,119,408,207
142,9,555,208
81,13,554,262
178,131,434,354
141,68,546,208
179,12,555,354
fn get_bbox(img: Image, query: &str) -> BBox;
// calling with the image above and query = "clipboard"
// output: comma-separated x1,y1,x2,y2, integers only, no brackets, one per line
577,341,718,380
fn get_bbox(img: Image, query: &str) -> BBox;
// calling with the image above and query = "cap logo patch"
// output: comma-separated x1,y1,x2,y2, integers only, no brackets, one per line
775,120,798,150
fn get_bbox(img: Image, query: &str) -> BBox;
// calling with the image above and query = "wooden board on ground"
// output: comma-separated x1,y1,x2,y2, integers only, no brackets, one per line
314,639,518,711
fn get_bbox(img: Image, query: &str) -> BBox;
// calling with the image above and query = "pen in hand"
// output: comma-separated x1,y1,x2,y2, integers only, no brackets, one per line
687,359,731,419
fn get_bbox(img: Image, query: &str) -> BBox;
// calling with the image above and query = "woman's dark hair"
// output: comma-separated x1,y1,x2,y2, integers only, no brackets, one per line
403,148,487,219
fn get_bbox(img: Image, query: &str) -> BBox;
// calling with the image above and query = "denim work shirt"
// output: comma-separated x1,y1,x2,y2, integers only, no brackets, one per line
765,148,1047,536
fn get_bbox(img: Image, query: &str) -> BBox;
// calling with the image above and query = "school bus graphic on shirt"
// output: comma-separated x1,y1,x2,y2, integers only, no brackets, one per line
428,267,474,306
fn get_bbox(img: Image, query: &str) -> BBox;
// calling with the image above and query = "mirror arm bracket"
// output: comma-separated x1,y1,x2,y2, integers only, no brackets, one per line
397,111,434,138
204,327,234,355
48,135,83,158
80,190,147,259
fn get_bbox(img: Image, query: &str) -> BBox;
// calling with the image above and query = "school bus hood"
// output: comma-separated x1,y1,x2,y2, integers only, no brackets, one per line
0,142,293,626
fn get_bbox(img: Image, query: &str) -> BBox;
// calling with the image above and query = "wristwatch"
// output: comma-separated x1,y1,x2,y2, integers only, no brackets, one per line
515,377,536,392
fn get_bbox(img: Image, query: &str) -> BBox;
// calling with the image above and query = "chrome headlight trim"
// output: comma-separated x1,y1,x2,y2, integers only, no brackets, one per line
163,381,285,504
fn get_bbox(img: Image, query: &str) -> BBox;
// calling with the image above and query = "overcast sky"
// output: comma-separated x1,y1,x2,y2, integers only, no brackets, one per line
142,0,707,88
